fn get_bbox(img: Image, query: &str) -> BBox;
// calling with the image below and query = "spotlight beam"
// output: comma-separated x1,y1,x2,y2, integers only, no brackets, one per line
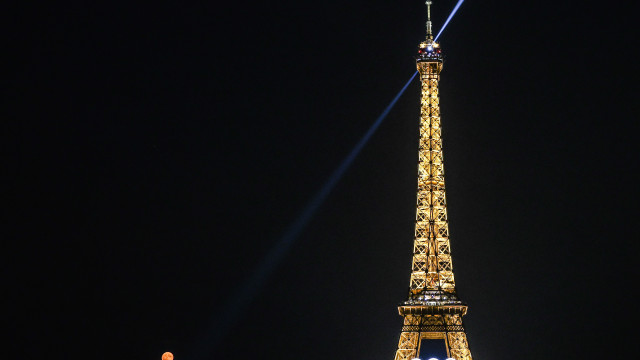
434,0,465,41
191,71,419,358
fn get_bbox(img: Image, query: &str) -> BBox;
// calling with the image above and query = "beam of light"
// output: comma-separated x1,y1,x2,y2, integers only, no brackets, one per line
190,70,419,359
434,0,465,41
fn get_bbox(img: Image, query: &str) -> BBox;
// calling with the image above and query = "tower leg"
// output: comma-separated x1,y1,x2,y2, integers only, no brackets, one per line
445,314,472,360
393,331,418,360
446,332,472,360
393,314,472,360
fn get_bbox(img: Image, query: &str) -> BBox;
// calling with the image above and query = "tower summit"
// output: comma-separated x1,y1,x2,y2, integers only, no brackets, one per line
425,1,433,40
392,2,473,359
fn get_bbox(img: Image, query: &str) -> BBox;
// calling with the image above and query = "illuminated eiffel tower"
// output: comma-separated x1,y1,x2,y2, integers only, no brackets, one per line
392,2,473,359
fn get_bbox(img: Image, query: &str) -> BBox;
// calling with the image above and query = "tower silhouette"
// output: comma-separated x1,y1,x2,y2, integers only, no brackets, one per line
392,2,473,359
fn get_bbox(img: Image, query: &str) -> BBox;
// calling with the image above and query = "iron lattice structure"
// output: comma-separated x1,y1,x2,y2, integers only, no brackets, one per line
392,2,473,360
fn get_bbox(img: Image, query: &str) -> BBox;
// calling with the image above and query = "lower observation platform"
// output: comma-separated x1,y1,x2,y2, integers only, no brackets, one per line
399,290,468,316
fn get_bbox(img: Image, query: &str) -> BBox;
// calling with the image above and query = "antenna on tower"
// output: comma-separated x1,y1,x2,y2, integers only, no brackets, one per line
426,1,433,39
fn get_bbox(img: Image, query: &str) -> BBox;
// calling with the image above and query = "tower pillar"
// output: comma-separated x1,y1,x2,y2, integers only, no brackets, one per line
392,3,473,359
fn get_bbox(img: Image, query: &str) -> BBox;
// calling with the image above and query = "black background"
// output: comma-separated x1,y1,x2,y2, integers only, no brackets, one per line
6,1,638,359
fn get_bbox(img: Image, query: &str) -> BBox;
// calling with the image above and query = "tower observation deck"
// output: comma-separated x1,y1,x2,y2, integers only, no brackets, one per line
392,2,473,359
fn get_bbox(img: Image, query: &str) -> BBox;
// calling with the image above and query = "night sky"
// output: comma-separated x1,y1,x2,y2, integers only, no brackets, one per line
7,1,638,359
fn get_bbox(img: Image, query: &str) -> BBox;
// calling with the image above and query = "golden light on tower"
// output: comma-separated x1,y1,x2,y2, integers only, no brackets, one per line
392,2,473,359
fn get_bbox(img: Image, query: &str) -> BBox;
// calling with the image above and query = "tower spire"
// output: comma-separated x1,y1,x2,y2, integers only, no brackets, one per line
426,1,433,39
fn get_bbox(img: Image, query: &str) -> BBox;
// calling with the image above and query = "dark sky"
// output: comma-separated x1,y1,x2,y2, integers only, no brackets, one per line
7,1,638,359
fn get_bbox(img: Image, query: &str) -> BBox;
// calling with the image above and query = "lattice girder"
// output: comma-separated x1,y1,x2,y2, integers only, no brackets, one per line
395,42,472,360
393,313,472,360
394,13,473,358
394,332,419,360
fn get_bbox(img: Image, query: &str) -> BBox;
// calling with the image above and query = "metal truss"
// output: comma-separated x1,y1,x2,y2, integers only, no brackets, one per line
393,316,472,360
392,11,473,357
409,59,456,296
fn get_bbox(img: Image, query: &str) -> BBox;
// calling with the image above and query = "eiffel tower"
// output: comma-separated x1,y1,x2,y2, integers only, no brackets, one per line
392,2,473,359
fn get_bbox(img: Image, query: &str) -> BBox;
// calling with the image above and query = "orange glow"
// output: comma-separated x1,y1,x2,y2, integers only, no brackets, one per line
162,352,174,360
